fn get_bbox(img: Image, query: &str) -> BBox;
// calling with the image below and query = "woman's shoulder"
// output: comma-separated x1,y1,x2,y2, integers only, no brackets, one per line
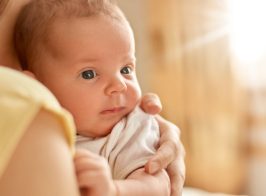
0,65,75,129
0,66,76,180
0,66,59,107
0,65,76,154
0,66,75,126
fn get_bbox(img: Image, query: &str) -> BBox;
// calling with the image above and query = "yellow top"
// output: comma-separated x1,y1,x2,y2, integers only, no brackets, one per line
0,66,76,178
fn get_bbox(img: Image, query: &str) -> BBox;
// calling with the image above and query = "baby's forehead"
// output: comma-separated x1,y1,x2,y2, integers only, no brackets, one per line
36,0,133,46
36,2,135,54
45,14,134,41
40,15,135,62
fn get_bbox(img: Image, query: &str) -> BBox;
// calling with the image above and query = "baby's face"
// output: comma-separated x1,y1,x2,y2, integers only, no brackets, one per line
32,15,141,137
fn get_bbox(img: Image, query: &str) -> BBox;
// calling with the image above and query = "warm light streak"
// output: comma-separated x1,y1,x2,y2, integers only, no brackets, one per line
229,0,266,63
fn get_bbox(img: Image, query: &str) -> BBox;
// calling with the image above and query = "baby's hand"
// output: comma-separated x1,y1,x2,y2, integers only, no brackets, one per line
74,149,117,196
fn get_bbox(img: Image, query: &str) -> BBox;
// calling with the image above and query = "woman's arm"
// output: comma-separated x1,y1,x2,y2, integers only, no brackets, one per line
0,109,80,196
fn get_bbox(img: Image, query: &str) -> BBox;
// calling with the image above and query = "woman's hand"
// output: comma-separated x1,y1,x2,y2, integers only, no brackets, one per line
152,115,185,196
140,93,185,196
139,93,162,114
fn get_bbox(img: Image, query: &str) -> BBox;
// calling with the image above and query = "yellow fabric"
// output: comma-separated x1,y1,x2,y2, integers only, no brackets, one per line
0,66,76,178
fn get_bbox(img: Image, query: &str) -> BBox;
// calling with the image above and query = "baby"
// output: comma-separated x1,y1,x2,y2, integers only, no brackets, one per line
15,0,170,195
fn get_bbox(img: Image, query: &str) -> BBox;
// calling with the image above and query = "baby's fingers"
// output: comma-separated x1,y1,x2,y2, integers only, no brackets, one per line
74,149,105,173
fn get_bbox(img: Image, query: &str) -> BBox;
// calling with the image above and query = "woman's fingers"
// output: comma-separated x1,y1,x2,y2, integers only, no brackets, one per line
145,115,181,173
145,140,177,174
145,114,185,196
140,93,162,114
166,159,185,196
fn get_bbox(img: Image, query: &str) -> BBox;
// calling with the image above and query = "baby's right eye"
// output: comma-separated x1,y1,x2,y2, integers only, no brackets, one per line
81,70,97,80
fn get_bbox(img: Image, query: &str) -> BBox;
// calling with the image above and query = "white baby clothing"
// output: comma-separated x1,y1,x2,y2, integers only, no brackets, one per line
76,107,159,179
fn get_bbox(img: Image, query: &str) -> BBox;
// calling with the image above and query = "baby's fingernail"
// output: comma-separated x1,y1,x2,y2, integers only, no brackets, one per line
149,162,160,174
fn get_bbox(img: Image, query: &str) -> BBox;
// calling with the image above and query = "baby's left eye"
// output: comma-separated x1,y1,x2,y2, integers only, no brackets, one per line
120,66,132,75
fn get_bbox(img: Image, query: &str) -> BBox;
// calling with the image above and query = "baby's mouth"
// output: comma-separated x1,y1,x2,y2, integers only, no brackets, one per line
100,106,125,115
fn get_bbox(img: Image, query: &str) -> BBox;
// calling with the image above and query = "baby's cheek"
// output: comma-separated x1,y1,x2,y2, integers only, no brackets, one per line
126,79,142,107
132,83,142,101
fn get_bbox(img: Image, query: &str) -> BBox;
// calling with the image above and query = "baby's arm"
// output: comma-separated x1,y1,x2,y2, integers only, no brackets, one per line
115,167,170,196
75,149,170,196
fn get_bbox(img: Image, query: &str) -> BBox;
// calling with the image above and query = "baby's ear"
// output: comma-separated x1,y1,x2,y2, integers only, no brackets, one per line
23,70,36,79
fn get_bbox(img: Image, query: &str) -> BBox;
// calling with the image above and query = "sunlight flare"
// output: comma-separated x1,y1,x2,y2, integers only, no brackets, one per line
228,0,266,62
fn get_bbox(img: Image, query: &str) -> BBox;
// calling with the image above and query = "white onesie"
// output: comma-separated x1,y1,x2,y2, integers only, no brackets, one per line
76,107,159,179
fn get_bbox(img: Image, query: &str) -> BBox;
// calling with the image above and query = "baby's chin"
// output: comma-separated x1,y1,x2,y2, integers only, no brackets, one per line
77,122,118,138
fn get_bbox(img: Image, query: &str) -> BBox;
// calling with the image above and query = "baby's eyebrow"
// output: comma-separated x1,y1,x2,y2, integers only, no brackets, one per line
78,57,100,63
124,56,136,64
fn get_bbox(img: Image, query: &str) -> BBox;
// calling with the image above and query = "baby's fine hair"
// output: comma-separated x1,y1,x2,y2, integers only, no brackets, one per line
0,0,8,16
14,0,128,70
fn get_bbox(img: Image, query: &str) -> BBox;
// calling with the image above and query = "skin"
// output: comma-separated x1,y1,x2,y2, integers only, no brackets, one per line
0,109,80,196
30,15,141,138
0,0,185,195
75,149,170,196
28,14,170,196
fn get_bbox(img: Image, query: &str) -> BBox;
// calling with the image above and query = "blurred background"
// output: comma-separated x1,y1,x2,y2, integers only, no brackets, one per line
117,0,266,195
